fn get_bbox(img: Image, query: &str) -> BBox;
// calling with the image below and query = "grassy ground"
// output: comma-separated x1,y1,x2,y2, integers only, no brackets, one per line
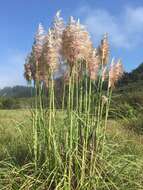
0,109,30,124
0,110,32,163
0,109,143,189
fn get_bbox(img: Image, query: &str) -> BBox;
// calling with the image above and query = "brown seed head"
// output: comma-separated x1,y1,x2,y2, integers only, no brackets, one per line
102,66,107,81
51,10,65,57
33,23,45,60
108,59,123,88
99,33,109,65
62,16,93,67
24,63,32,81
88,49,100,80
24,53,35,81
32,23,46,82
43,29,58,73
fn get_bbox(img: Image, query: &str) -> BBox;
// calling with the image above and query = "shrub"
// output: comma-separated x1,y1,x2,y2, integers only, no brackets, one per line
0,98,20,109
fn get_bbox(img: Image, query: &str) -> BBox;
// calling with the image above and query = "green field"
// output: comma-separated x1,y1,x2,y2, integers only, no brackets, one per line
0,109,143,189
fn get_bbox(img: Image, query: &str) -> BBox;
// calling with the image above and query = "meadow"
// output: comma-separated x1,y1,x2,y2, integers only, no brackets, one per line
0,109,143,189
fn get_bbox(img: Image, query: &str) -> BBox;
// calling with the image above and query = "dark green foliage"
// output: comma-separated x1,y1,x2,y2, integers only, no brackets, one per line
0,98,19,109
0,97,35,109
119,62,143,85
109,88,143,120
110,61,143,120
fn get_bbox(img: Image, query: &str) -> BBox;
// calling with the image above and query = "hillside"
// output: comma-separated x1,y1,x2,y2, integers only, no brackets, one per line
0,86,34,98
120,62,143,85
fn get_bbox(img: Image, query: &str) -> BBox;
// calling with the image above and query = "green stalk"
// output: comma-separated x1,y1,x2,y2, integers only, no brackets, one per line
67,66,74,189
33,80,39,170
89,59,104,181
62,82,66,110
81,63,89,186
78,65,83,150
96,59,104,152
47,73,54,168
49,78,52,135
85,67,88,113
76,76,79,112
101,87,112,155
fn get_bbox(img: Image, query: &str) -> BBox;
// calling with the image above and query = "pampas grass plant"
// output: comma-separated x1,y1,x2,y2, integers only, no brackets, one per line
24,11,124,189
1,11,142,190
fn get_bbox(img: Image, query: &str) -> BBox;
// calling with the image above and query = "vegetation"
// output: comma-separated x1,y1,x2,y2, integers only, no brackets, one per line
0,110,143,189
0,11,143,190
121,62,143,84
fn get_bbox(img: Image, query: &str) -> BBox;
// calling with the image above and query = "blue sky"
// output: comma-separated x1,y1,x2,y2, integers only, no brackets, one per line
0,0,143,88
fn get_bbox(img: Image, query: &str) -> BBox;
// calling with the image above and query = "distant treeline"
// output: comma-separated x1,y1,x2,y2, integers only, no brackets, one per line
0,86,35,98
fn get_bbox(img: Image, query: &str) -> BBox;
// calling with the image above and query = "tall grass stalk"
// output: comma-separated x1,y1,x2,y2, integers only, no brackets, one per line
28,57,122,190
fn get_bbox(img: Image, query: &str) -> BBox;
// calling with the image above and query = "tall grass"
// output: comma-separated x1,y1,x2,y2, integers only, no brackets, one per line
28,59,124,189
1,11,143,190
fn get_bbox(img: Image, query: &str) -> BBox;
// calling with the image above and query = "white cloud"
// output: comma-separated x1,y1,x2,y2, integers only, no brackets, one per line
77,6,143,49
125,7,143,31
0,50,27,88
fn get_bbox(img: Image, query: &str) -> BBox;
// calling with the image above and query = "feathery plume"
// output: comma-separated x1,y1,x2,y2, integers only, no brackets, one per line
102,66,107,81
62,16,93,67
50,11,65,83
51,10,65,57
88,49,100,80
24,63,32,81
116,59,124,79
108,59,123,88
24,53,35,82
99,33,109,65
33,23,45,60
33,23,46,81
43,29,58,74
